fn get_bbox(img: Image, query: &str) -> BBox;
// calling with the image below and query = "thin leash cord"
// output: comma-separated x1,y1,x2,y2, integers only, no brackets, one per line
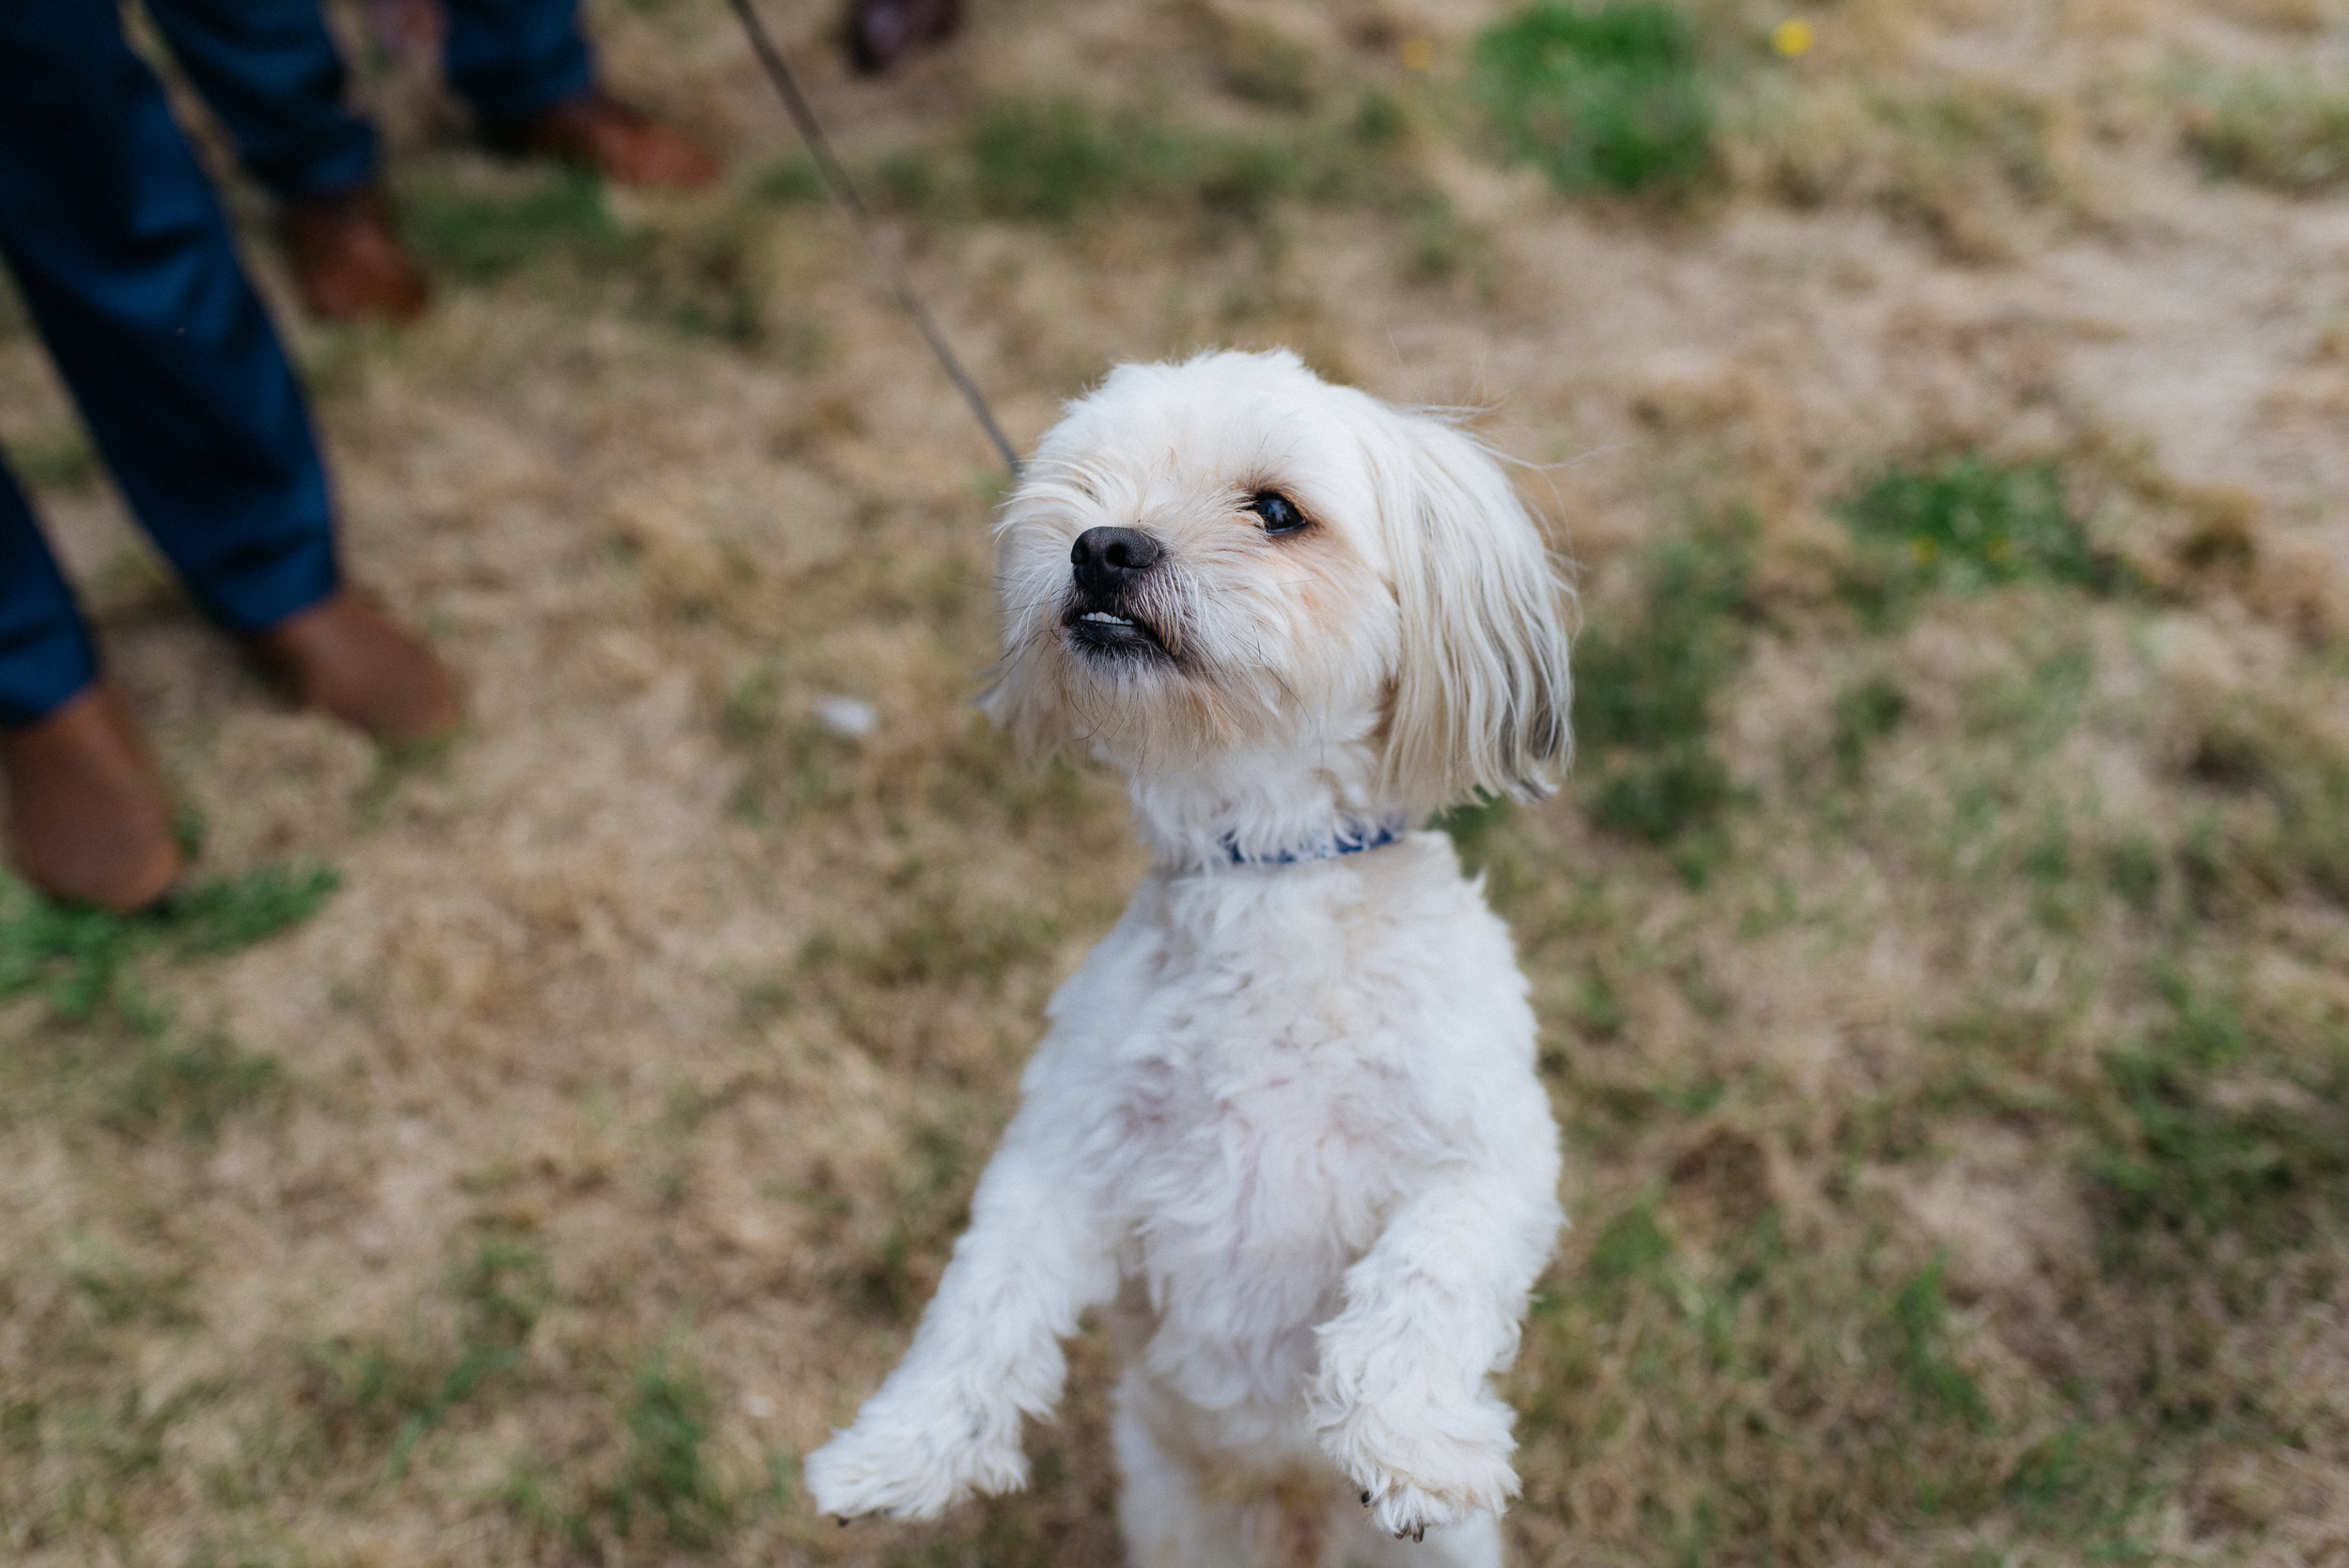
723,0,1024,481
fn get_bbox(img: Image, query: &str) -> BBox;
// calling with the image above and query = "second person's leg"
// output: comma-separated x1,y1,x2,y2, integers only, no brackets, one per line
441,0,595,128
444,0,718,188
143,0,430,324
141,0,379,201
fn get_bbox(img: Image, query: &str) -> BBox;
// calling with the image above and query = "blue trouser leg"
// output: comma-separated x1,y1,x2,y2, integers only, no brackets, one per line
140,0,595,183
141,0,381,201
0,461,99,727
443,0,596,127
0,0,339,714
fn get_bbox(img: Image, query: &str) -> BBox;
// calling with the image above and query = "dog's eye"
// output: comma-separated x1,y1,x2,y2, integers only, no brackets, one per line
1248,491,1308,536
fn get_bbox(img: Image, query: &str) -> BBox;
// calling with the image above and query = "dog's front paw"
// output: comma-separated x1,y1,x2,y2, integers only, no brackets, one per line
1360,1475,1497,1542
1316,1385,1521,1541
803,1400,1028,1522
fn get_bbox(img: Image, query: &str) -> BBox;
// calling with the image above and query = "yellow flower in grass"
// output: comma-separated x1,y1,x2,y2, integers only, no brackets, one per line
1912,536,1939,566
1400,37,1437,72
1771,17,1815,57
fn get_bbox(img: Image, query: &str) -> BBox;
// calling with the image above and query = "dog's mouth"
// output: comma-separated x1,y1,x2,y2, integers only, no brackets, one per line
1063,598,1173,660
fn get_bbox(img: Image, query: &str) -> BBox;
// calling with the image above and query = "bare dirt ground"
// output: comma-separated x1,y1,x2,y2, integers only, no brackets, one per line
7,0,2349,1563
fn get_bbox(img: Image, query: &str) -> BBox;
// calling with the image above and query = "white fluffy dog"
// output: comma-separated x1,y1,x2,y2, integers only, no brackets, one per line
804,349,1573,1568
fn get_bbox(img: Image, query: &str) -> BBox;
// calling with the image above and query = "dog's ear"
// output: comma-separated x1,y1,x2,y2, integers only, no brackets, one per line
1373,413,1574,809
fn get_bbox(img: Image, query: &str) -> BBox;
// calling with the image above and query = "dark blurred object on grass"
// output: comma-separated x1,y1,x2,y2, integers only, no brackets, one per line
848,0,961,74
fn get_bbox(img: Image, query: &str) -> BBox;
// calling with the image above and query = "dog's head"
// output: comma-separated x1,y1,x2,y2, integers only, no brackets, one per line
983,349,1572,816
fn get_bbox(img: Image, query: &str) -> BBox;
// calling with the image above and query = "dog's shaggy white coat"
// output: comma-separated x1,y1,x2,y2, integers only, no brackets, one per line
804,350,1573,1568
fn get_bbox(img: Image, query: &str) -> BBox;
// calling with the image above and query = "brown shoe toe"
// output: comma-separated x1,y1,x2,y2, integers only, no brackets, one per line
3,680,183,913
281,182,431,327
510,89,720,191
251,589,463,746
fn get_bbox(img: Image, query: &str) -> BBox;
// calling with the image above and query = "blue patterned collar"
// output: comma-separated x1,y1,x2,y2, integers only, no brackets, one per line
1222,820,1408,867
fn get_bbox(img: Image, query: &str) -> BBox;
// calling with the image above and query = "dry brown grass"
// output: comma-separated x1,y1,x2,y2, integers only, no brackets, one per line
5,0,2349,1563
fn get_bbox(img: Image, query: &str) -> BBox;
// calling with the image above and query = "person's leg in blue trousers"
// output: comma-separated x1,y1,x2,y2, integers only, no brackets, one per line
441,0,597,128
143,0,594,185
0,462,99,729
139,0,381,201
0,0,339,727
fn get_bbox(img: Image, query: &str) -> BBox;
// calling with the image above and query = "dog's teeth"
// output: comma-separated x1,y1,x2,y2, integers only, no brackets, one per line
1080,611,1134,626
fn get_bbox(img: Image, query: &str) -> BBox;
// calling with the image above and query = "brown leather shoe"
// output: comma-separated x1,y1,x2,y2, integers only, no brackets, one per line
281,183,431,327
506,89,719,191
2,680,183,913
250,589,462,746
847,0,960,74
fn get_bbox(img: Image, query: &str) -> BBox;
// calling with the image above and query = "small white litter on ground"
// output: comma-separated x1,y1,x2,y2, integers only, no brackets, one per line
814,695,879,738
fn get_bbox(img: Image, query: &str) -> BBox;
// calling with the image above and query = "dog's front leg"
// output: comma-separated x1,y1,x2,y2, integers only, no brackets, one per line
1309,1145,1563,1543
804,1100,1117,1523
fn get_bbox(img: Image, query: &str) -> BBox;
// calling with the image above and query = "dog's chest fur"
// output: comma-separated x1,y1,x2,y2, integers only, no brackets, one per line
1033,833,1534,1415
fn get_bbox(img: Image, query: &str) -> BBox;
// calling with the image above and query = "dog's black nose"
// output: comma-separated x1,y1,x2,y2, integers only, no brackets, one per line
1071,527,1162,595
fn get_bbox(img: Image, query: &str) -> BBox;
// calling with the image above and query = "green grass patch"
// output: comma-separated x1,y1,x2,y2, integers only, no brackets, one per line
1400,192,1493,290
107,1031,284,1138
0,862,338,1023
1567,969,1626,1044
748,155,827,208
304,1239,551,1476
1470,1,1716,197
2184,70,2349,194
840,1111,990,1323
2183,697,2349,908
397,166,648,285
722,670,879,825
613,1336,729,1548
1875,87,2062,205
799,877,1063,995
1890,1255,1990,1428
2086,967,2349,1268
499,1333,736,1555
0,1381,213,1541
971,96,1299,223
1836,456,2112,626
1213,16,1318,110
879,90,1425,228
869,894,1061,989
397,163,769,344
1829,673,1908,784
166,862,345,955
1517,1202,2011,1558
1571,516,1754,878
67,1241,197,1328
0,891,150,1021
2103,834,2166,913
1999,1422,2155,1543
1580,1198,1672,1305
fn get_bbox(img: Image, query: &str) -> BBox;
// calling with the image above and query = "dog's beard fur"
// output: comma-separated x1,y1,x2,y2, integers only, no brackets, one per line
981,349,1573,863
989,493,1345,762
